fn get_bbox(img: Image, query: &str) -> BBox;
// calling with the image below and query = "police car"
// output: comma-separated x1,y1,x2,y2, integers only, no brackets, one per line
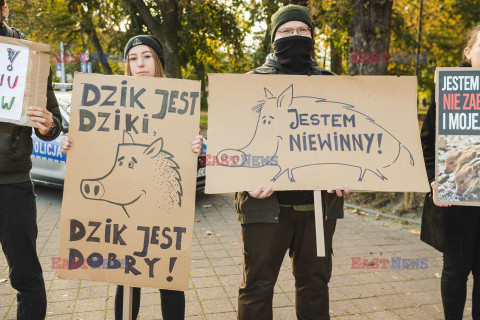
30,91,207,190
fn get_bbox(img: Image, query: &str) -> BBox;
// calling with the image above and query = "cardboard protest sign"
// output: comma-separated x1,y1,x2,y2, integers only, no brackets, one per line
58,73,201,291
435,67,480,206
205,74,429,194
0,36,50,126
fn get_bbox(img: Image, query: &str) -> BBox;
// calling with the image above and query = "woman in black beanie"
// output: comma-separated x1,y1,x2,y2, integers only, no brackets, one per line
62,35,203,320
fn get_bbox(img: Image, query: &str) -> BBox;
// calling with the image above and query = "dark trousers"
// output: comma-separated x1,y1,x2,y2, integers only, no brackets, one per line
115,285,185,320
238,206,336,320
0,182,46,320
442,212,480,320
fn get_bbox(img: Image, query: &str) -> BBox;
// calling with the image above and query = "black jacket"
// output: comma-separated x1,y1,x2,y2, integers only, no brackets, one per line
420,86,477,254
235,54,344,224
0,23,62,184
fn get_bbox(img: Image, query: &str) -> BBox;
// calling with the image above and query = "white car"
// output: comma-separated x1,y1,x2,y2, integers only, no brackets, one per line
30,91,207,190
30,92,70,188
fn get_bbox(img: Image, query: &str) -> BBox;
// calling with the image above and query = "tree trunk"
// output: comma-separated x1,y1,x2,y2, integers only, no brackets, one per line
404,192,415,211
82,11,113,75
89,31,112,74
155,0,182,79
347,0,396,209
330,39,343,74
289,0,309,6
347,0,393,75
194,61,207,109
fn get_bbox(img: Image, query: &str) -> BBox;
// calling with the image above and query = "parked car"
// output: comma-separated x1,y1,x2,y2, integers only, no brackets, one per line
30,90,207,190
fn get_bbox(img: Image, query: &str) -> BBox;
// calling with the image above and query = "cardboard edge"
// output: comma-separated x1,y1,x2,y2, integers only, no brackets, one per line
0,36,50,52
434,69,440,205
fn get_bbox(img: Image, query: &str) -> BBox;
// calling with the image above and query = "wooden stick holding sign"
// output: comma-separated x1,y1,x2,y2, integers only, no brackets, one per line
123,286,134,320
314,191,325,257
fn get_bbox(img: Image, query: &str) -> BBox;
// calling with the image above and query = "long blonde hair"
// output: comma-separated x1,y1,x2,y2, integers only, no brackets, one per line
125,48,166,78
464,23,480,64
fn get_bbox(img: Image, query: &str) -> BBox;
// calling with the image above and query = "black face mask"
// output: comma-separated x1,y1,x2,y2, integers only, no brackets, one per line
273,36,313,75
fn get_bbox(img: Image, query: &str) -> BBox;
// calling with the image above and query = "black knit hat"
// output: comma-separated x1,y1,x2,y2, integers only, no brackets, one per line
270,5,314,43
124,35,166,69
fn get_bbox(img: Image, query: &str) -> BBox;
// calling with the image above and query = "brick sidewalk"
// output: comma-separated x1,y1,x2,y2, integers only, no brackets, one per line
0,187,474,319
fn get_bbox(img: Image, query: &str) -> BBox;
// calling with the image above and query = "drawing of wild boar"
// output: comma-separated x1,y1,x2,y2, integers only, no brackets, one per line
80,131,182,217
216,85,414,183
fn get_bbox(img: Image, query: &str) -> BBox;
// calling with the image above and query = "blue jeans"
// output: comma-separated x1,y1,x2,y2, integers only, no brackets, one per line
0,181,46,320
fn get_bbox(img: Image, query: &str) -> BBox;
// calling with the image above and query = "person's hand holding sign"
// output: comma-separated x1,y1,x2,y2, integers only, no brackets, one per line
327,185,351,197
431,181,451,207
191,135,204,156
27,106,54,135
249,185,274,199
61,135,72,154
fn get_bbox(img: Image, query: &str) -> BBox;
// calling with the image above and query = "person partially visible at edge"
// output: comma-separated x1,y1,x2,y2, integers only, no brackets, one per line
235,5,349,320
420,23,480,320
0,1,62,319
61,35,203,320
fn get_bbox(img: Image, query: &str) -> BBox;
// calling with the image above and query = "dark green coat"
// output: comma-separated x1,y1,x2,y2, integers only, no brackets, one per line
235,54,344,224
0,23,62,184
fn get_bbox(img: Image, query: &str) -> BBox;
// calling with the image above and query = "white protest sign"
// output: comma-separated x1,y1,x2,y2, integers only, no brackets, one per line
0,42,29,121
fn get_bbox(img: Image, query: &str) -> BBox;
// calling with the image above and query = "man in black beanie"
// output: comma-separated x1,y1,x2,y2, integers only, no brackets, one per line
1,1,61,319
235,5,347,320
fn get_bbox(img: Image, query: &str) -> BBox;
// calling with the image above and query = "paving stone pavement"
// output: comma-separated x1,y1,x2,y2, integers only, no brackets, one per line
0,187,474,319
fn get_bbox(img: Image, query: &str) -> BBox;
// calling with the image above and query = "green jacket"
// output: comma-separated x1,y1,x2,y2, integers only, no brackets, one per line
0,23,62,184
235,54,344,224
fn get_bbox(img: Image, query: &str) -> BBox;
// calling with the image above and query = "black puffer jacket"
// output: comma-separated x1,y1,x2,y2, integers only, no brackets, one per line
0,23,61,184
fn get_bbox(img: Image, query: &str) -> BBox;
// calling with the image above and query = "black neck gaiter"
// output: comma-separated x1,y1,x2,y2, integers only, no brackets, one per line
273,36,313,75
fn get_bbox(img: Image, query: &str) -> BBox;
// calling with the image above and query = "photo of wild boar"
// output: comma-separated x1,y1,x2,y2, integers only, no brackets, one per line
80,131,182,217
437,134,480,202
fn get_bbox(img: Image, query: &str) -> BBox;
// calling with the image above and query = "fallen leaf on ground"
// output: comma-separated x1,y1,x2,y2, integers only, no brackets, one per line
202,204,212,208
434,272,442,279
195,219,200,222
206,231,212,235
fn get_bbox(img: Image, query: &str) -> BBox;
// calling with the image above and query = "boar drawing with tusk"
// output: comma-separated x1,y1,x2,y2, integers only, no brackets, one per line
80,131,182,217
216,84,415,183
